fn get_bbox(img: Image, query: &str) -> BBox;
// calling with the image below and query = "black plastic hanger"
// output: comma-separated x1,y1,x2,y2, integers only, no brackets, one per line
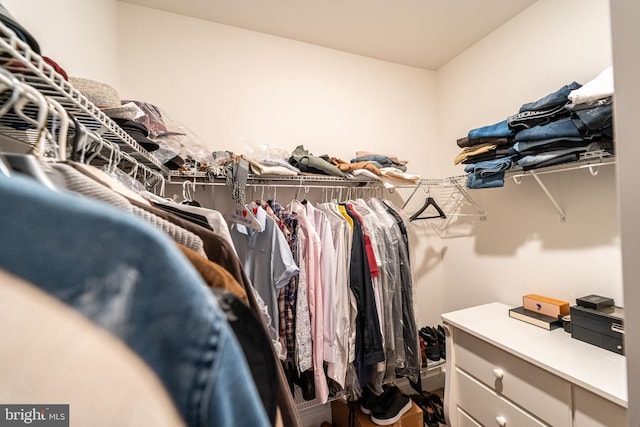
410,196,446,221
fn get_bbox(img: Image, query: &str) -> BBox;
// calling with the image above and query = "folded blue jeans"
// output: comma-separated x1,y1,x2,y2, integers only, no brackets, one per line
468,120,514,140
522,152,580,171
573,104,613,131
513,137,590,154
467,171,505,189
464,156,512,189
519,82,582,112
516,146,590,168
515,117,582,143
464,156,513,176
508,103,570,130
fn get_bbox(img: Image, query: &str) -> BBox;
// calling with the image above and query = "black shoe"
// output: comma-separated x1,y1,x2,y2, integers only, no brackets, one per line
360,385,391,414
282,360,296,395
411,391,445,427
419,327,440,361
410,393,439,427
435,325,446,360
425,392,446,425
370,387,412,426
296,369,315,401
327,376,342,397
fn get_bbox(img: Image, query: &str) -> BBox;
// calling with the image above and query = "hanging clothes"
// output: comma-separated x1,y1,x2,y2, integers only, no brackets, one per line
0,172,270,427
304,202,338,367
317,202,353,389
368,198,403,381
289,200,329,404
340,203,385,387
384,201,420,383
230,206,300,344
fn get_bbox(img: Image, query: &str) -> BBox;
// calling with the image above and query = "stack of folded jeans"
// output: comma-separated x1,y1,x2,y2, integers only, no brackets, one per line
455,119,515,189
457,66,615,189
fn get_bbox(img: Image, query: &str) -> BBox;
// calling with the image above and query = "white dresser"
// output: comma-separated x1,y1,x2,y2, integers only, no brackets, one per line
442,302,627,427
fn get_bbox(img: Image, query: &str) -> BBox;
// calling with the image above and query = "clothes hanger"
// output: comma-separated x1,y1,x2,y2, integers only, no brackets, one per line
181,180,201,206
0,70,22,177
0,71,22,118
136,168,165,197
0,73,59,189
2,152,58,190
409,188,446,221
82,131,105,165
10,80,49,154
70,115,91,162
0,153,11,176
45,97,69,160
229,202,264,232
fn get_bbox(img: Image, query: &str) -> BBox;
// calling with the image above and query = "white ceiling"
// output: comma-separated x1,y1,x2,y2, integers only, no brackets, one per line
120,0,538,70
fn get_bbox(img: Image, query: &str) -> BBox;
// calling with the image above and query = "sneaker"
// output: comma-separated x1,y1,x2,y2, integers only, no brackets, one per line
360,385,392,414
370,387,412,425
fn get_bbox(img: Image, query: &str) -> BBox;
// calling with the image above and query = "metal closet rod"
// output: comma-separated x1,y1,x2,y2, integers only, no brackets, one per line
167,172,465,187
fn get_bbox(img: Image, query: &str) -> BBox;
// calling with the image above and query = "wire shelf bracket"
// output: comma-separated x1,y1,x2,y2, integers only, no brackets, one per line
508,151,615,222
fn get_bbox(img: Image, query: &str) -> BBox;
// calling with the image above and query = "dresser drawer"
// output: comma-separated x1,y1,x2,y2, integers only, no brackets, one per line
457,407,482,427
573,385,627,427
456,368,547,427
454,329,571,427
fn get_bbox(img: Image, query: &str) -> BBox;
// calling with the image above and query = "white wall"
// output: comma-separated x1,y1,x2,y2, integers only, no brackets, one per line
116,3,437,175
435,0,620,314
117,2,445,329
7,0,619,331
2,0,120,87
116,1,621,329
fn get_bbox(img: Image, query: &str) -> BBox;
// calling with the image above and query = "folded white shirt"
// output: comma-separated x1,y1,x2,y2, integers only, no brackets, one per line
246,158,299,176
568,66,614,105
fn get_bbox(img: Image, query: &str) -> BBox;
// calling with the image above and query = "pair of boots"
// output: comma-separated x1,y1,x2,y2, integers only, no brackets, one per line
419,325,446,364
282,360,316,401
409,391,446,427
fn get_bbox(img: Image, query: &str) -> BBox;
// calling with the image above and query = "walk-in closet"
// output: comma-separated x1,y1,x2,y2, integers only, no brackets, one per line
1,1,638,426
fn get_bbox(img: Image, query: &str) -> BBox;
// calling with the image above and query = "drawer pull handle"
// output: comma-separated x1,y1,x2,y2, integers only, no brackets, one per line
496,415,507,426
493,368,504,379
611,323,624,334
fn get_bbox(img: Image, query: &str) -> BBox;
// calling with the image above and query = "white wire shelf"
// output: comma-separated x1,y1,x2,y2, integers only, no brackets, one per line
168,169,470,188
169,170,396,187
507,149,614,179
506,150,615,221
0,21,168,173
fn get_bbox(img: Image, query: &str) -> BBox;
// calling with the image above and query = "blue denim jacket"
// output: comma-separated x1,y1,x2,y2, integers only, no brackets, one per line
0,173,269,427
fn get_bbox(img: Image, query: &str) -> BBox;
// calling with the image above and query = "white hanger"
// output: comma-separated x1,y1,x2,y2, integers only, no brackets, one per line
182,180,196,203
0,70,22,118
11,81,49,152
83,132,104,165
0,154,10,176
229,202,264,232
45,97,69,160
